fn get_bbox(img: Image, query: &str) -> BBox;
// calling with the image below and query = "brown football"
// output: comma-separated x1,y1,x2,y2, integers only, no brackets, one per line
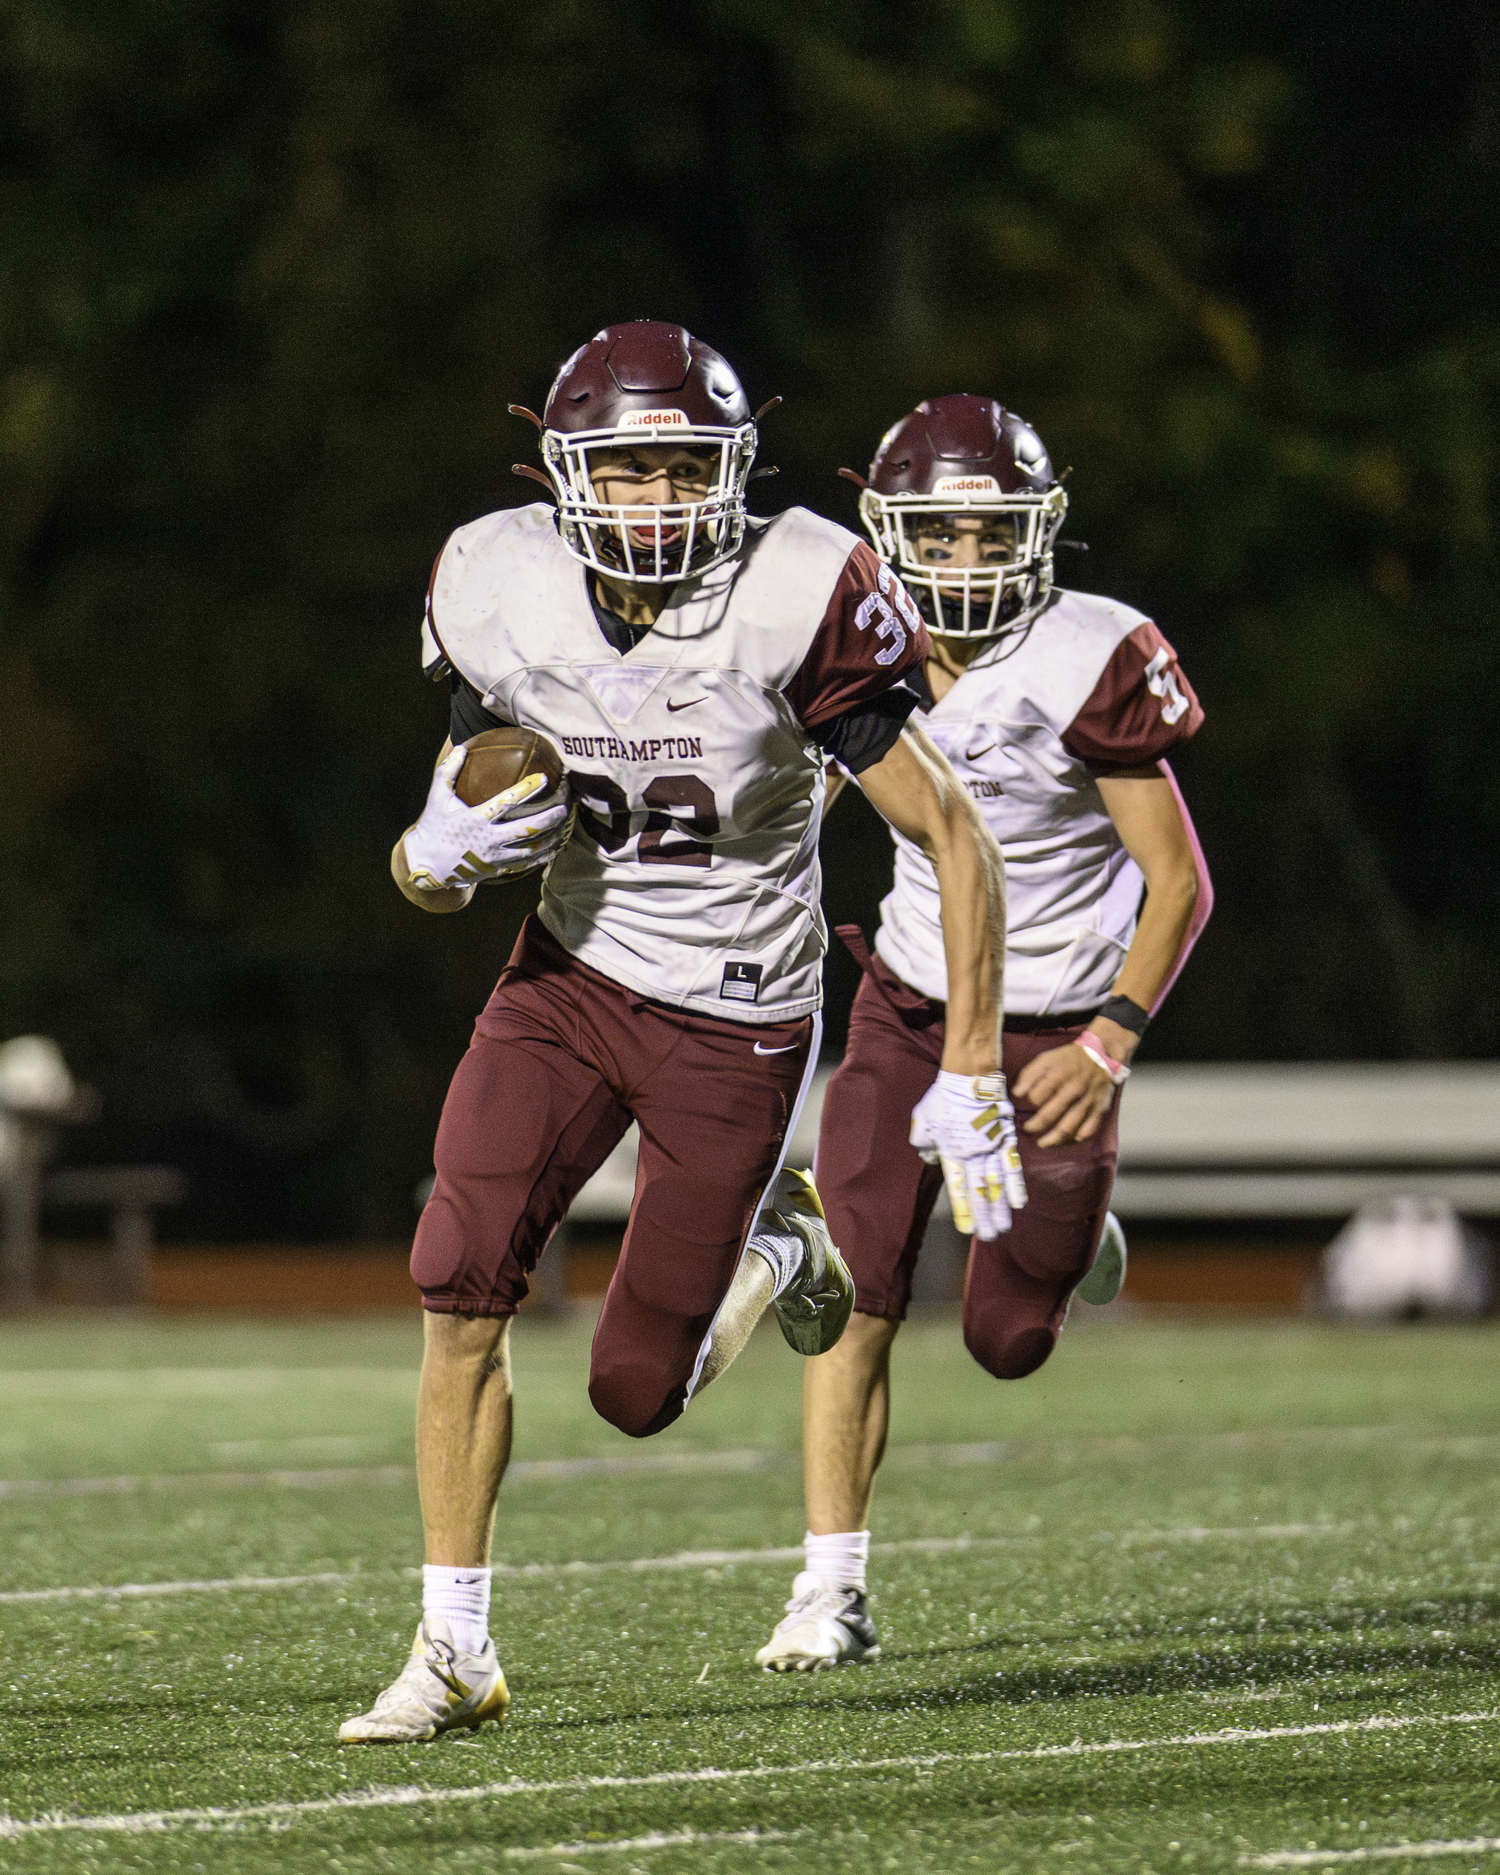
454,727,567,811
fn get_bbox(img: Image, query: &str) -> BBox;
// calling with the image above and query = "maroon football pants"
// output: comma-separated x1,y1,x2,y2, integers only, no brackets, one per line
814,953,1119,1381
411,917,816,1437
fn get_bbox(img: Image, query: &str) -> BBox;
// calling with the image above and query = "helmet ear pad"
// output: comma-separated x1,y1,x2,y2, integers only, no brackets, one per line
860,394,1067,639
535,322,759,585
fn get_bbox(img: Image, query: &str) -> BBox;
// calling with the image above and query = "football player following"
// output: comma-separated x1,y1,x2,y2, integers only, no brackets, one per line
756,392,1212,1674
350,323,1018,1742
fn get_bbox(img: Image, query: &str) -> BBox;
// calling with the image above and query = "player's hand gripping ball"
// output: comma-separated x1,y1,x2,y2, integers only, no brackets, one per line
909,1071,1028,1240
404,728,572,890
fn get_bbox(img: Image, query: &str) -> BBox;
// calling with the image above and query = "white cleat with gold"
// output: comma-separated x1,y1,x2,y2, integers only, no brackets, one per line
756,1571,881,1672
752,1168,856,1357
339,1615,510,1743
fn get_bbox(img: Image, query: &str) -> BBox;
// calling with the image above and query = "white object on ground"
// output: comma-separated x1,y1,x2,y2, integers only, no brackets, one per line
1321,1194,1494,1319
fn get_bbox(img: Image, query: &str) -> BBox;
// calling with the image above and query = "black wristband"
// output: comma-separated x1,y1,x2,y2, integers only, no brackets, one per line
1096,994,1150,1038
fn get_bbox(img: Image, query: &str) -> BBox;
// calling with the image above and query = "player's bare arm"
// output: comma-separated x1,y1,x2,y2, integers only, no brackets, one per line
1014,760,1202,1146
856,725,1004,1077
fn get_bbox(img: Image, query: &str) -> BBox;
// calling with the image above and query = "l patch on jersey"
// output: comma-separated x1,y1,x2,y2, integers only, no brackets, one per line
720,962,764,1004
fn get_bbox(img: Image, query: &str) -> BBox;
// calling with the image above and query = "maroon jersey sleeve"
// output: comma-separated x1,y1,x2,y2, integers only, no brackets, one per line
1062,621,1204,769
782,541,931,731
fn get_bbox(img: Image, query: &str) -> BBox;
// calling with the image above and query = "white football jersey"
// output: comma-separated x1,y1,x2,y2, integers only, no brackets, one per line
873,588,1202,1015
423,502,927,1022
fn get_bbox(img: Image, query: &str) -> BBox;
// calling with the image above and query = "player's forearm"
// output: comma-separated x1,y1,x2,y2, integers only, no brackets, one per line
930,794,1006,1075
857,729,1005,1072
391,834,475,914
1094,765,1214,1058
1096,861,1198,1061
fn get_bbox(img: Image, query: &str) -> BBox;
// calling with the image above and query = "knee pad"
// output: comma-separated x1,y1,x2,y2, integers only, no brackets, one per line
963,1317,1057,1382
587,1365,686,1440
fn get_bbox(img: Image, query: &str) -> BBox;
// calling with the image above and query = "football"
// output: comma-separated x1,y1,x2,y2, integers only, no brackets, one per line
454,726,567,813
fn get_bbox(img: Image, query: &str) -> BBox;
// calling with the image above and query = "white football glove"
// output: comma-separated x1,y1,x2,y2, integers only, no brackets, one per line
403,746,573,890
910,1070,1028,1240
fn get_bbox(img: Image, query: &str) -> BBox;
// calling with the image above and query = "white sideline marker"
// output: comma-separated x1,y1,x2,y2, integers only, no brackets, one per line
1,1710,1493,1839
0,1523,1354,1605
1245,1838,1500,1867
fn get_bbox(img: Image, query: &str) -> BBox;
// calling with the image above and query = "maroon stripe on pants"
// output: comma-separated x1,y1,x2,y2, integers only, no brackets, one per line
814,953,1119,1380
412,917,813,1435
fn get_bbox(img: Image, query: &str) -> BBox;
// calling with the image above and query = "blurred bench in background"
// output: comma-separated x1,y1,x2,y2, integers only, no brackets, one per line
42,1165,187,1304
1112,1063,1500,1218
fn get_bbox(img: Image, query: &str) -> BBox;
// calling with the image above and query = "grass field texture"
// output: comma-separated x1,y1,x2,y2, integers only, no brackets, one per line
2,1308,1498,1873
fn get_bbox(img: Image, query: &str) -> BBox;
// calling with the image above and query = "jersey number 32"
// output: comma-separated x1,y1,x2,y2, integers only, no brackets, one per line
572,772,720,869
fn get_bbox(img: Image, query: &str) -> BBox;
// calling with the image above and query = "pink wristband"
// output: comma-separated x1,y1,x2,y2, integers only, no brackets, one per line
1078,1031,1130,1085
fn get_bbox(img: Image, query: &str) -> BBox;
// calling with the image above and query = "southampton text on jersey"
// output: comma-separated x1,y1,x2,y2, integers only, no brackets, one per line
560,733,705,763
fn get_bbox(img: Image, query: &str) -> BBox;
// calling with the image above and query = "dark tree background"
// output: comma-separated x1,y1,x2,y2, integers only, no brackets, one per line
1,0,1496,1239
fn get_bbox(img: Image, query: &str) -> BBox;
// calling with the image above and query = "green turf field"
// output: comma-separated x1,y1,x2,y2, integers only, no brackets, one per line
2,1307,1498,1873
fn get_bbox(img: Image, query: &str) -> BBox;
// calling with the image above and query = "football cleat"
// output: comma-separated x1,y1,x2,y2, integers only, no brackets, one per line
756,1571,881,1671
338,1615,510,1743
751,1167,856,1356
1076,1210,1128,1307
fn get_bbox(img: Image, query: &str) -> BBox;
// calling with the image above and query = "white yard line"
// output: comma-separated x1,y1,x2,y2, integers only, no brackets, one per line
501,1828,797,1860
0,1523,1356,1604
1131,1524,1355,1542
0,1572,354,1605
1244,1837,1500,1866
0,1449,776,1501
0,1428,1417,1503
0,1466,418,1500
0,1368,423,1397
1,1710,1492,1839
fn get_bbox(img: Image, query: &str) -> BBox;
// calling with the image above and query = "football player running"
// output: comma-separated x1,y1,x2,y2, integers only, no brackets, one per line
757,394,1213,1673
340,329,1023,1742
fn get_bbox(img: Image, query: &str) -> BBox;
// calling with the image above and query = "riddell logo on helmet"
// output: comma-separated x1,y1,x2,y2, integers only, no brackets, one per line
619,409,690,429
932,475,1002,495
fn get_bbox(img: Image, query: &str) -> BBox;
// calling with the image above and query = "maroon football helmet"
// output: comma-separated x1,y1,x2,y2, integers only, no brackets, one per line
858,394,1067,636
536,322,758,582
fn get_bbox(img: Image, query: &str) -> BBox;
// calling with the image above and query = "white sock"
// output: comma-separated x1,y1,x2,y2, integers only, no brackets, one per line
747,1226,798,1299
805,1529,870,1593
422,1564,491,1655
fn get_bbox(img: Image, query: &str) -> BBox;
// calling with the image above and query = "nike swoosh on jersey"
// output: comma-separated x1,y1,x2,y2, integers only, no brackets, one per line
963,741,997,761
666,696,705,712
753,1041,800,1055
